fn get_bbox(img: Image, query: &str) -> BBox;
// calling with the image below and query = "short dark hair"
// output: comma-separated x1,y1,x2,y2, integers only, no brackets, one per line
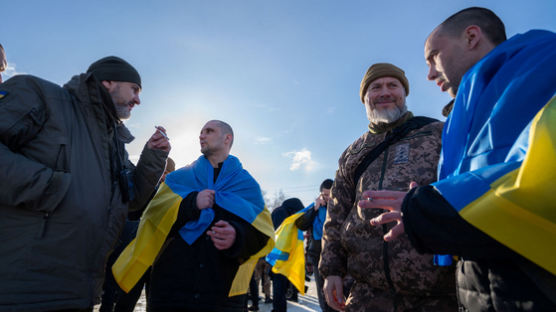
320,179,333,192
440,7,506,46
208,120,234,147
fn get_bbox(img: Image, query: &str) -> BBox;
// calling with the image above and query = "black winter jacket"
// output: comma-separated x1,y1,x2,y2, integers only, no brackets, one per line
295,207,322,264
0,75,167,311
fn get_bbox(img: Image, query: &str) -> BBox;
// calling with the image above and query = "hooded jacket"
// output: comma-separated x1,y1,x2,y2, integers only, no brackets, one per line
0,74,167,311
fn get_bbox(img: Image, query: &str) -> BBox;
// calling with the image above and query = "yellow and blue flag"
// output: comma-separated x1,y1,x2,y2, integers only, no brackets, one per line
433,30,556,275
112,155,275,296
266,205,312,294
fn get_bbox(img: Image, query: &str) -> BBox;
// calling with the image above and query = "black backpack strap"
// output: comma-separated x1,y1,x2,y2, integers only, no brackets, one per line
353,116,438,189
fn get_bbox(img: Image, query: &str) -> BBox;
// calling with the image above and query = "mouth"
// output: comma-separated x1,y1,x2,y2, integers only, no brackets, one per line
374,101,395,108
436,80,447,91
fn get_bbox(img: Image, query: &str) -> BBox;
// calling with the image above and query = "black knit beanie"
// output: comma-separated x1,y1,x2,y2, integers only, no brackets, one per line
87,56,141,88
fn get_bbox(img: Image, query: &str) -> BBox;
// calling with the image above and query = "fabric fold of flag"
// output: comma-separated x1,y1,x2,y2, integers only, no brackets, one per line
112,155,275,296
266,205,311,294
432,30,556,275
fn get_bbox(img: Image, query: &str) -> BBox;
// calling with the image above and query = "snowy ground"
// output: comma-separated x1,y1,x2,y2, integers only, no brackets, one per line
94,276,322,312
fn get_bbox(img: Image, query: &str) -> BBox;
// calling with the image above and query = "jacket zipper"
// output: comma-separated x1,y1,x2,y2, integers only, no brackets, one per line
378,144,399,309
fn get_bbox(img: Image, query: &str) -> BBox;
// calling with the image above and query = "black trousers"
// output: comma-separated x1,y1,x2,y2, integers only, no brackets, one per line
271,272,288,312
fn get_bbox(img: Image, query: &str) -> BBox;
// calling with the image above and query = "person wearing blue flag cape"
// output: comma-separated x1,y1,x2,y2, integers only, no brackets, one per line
113,120,274,312
294,178,334,312
363,7,556,311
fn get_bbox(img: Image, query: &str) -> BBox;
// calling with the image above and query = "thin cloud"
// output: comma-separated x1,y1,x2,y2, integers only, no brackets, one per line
255,136,272,144
3,62,25,79
283,148,318,172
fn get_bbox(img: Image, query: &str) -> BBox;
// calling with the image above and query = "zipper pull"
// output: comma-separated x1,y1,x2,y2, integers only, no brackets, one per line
38,212,50,238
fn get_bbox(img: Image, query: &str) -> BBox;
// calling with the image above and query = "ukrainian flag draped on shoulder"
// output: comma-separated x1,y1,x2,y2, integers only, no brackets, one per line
112,155,275,296
266,204,313,294
432,30,556,274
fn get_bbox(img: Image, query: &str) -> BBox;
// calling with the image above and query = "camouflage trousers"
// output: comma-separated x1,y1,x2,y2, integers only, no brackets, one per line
253,258,271,297
345,281,457,312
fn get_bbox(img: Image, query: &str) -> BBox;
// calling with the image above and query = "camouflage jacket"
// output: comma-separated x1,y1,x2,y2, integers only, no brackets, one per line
320,118,455,297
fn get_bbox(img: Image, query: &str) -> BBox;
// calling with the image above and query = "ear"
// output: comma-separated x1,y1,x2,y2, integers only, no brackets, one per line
224,133,233,145
101,80,114,91
463,25,482,50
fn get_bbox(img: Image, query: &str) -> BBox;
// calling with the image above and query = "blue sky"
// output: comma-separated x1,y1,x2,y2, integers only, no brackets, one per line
3,0,556,207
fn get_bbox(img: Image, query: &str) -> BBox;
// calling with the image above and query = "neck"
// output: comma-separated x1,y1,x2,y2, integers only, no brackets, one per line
206,152,229,168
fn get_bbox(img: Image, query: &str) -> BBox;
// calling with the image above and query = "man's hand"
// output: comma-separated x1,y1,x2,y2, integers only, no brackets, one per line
196,189,215,210
314,194,326,211
207,220,236,250
358,182,418,241
323,275,345,311
147,126,171,152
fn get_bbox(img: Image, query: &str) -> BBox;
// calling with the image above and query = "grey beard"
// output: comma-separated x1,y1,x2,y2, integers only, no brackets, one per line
366,103,407,124
115,103,131,120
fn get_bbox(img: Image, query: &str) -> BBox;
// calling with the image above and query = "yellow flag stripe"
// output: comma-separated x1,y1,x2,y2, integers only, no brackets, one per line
460,97,556,274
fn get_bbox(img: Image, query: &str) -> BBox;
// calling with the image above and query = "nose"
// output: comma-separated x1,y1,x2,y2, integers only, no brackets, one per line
134,95,141,105
427,65,437,81
378,86,390,97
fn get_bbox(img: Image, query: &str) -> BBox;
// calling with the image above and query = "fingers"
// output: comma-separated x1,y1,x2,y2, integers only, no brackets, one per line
323,279,335,309
369,211,406,241
384,223,405,241
148,126,171,151
409,181,419,189
358,198,401,211
324,276,345,311
315,196,326,210
361,189,407,200
358,190,406,212
196,189,215,209
207,220,236,250
370,211,402,226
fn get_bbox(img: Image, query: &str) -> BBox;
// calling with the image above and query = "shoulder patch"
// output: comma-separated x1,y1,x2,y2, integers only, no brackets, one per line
0,90,7,99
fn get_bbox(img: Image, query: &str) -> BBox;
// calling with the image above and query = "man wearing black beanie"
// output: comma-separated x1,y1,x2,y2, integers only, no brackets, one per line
0,56,170,312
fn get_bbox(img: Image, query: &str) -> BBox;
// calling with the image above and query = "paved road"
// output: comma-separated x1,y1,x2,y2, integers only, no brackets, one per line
94,277,322,312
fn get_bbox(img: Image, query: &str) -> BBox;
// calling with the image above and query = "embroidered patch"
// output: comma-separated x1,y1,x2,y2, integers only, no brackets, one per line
393,143,410,164
0,90,7,99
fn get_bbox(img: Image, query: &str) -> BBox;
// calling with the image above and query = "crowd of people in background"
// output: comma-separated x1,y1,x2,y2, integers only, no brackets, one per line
1,6,555,312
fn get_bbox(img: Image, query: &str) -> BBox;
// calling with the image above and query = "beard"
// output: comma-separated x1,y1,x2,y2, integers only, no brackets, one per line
366,101,407,124
115,102,132,120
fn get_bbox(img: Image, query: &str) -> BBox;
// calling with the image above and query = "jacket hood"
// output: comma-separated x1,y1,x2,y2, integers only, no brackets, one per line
64,73,134,143
281,198,304,215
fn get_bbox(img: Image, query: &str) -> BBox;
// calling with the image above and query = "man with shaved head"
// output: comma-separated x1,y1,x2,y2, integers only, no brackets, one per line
363,7,556,311
113,120,274,312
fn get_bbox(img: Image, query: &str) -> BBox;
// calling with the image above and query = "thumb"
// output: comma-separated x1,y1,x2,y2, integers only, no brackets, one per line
409,181,418,190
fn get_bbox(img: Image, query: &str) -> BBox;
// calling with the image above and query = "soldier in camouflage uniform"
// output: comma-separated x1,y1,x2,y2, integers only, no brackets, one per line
320,63,456,312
